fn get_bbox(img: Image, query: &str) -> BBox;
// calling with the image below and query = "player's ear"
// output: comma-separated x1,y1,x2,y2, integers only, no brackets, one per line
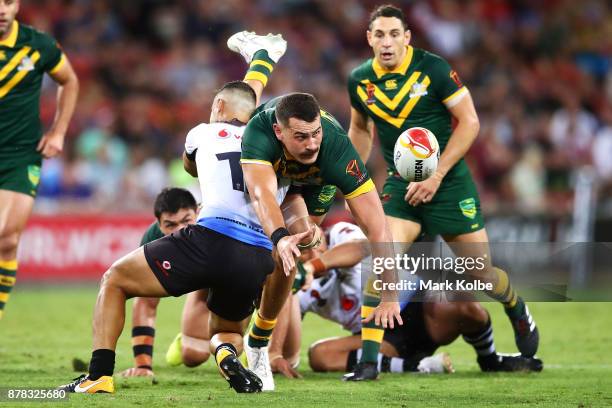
404,30,411,46
366,30,373,47
273,123,283,141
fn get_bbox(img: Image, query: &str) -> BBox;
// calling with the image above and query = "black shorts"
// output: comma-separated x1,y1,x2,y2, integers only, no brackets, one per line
143,225,274,321
383,301,439,368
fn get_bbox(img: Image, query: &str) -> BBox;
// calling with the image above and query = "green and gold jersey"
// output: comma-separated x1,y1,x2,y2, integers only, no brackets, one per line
141,221,164,246
0,21,65,166
241,98,374,200
348,46,470,181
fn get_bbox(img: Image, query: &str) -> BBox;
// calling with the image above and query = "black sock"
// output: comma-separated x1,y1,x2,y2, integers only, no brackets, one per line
346,349,358,372
89,349,115,380
463,317,496,358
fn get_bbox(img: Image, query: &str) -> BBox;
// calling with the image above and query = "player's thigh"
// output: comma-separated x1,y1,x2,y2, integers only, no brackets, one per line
106,246,168,297
209,311,250,337
381,176,423,247
443,228,493,276
0,190,34,238
422,301,468,345
181,289,210,339
386,215,422,244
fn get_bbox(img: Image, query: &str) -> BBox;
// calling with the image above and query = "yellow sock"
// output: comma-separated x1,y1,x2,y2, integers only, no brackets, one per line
0,259,17,319
248,312,277,348
488,267,518,308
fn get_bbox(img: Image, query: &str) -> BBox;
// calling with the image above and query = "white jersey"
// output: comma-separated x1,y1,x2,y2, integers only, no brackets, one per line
299,222,366,333
185,121,290,250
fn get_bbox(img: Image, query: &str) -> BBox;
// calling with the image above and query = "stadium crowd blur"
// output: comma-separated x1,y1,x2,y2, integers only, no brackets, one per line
27,0,611,217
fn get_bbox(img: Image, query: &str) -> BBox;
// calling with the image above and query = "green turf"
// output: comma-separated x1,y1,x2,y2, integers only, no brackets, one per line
1,286,611,407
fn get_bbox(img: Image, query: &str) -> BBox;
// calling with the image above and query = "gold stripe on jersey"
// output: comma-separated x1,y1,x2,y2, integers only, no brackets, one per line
49,54,66,75
397,76,431,120
0,21,19,48
372,46,413,79
345,179,375,200
0,46,32,82
360,71,420,110
240,159,273,166
0,51,41,99
442,86,468,107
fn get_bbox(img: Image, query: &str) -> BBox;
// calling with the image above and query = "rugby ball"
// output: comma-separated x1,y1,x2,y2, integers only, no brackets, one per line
393,127,439,182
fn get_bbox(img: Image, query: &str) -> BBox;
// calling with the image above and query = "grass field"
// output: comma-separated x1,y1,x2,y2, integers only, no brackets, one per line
1,286,611,407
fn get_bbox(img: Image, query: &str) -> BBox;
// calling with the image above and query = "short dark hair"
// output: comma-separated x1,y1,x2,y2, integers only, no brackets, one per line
368,4,408,31
275,93,320,126
216,80,256,104
153,187,197,219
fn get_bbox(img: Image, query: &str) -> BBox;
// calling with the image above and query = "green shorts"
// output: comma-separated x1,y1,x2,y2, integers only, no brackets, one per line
289,184,337,216
382,174,484,236
0,161,42,198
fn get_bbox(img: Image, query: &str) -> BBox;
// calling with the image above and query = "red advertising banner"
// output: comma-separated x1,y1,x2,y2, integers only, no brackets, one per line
18,214,154,281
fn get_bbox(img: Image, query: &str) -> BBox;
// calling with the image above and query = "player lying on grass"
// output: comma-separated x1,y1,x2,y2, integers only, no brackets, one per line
269,222,543,376
117,187,212,378
58,32,316,394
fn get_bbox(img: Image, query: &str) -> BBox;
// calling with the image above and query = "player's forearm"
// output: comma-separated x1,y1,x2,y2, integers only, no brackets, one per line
251,187,287,237
348,125,374,163
50,75,79,136
435,118,479,179
318,240,370,271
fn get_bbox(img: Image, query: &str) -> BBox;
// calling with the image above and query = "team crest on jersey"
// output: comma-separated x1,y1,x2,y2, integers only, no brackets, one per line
345,159,366,183
459,198,477,219
317,185,336,204
0,51,6,61
384,79,397,90
365,83,376,105
17,56,35,72
409,81,428,98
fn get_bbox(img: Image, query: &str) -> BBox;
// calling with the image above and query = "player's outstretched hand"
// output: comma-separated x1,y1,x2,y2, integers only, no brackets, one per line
120,367,155,378
271,357,302,379
277,230,311,276
37,130,65,159
362,301,403,329
404,173,443,206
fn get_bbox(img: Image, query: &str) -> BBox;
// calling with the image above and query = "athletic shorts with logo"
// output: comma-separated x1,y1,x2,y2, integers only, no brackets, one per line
0,160,42,197
143,224,274,321
382,172,484,236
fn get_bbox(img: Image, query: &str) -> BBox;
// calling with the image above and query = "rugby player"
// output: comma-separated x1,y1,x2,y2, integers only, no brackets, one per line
58,32,311,394
281,222,543,375
345,4,539,379
0,0,78,320
240,93,403,390
118,187,208,378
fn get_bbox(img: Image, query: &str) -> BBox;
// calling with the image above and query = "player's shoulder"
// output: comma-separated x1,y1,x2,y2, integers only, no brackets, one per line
141,221,163,245
416,47,451,70
18,22,57,47
348,58,375,83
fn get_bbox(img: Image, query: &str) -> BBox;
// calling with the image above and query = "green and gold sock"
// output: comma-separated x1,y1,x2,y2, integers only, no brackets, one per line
360,294,384,364
0,259,17,320
243,50,276,86
486,267,523,317
247,312,276,348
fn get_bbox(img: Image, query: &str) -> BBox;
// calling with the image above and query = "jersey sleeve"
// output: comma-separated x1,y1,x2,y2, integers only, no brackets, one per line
428,55,469,108
185,124,205,159
321,123,375,199
347,69,368,116
240,112,278,166
38,32,64,74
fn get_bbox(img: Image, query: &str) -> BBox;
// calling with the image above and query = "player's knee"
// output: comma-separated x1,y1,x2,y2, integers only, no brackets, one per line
0,231,19,258
457,302,489,325
182,346,210,367
308,342,330,372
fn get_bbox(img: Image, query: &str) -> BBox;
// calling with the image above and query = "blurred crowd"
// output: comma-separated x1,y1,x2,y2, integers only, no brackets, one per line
25,0,611,216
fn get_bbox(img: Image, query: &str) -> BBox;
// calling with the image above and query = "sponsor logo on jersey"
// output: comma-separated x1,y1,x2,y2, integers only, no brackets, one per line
384,79,397,90
345,159,366,183
409,81,428,98
366,83,376,105
459,198,477,219
341,295,357,311
17,55,35,72
218,129,229,138
450,70,463,87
